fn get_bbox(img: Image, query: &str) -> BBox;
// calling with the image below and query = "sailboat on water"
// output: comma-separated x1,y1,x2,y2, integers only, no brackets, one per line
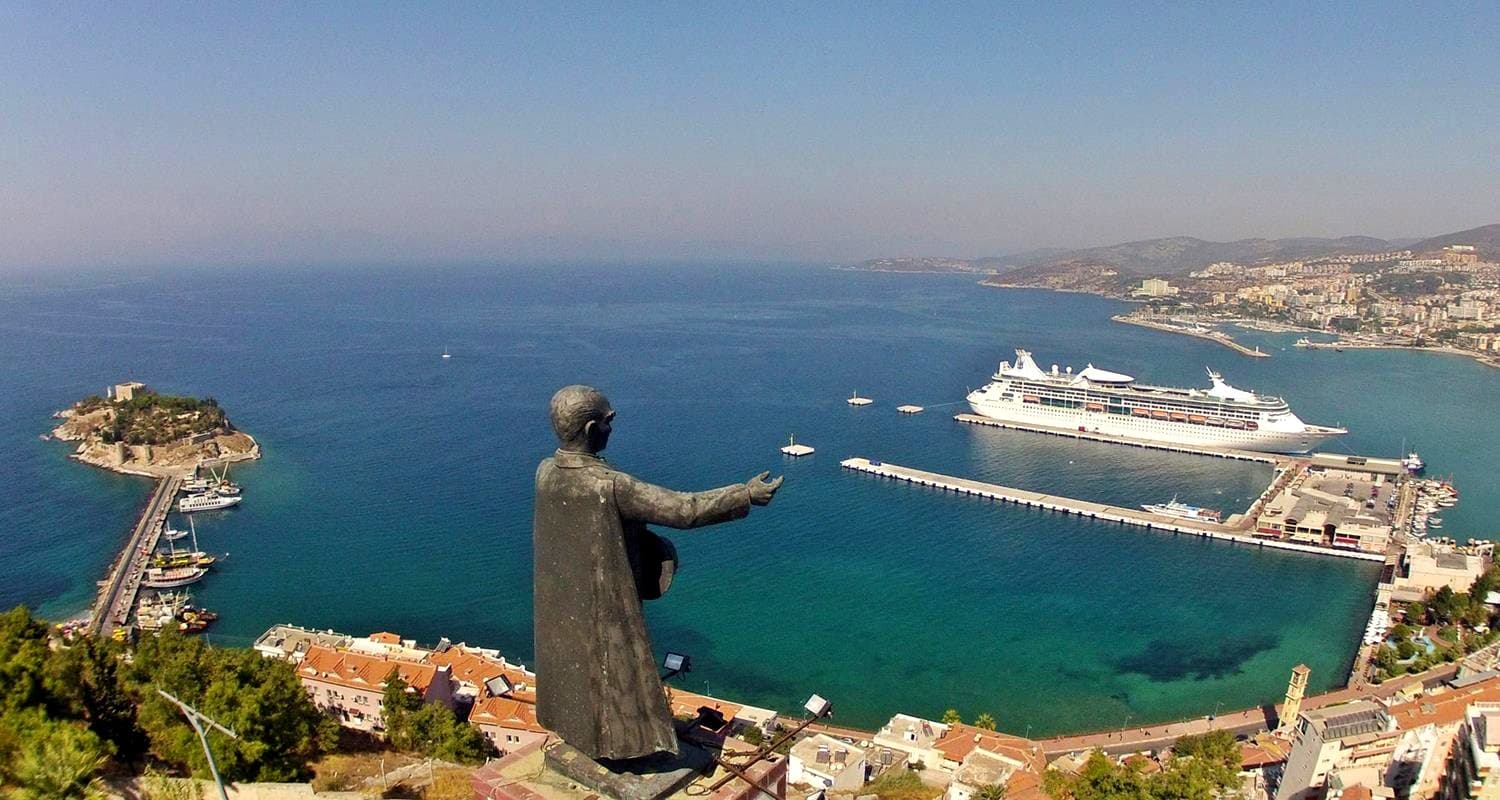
152,517,218,570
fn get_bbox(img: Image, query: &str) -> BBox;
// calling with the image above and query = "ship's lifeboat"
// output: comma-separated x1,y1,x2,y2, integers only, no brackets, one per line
1226,420,1246,429
1085,403,1105,412
1189,414,1206,424
1132,408,1150,417
1022,395,1040,404
1206,418,1226,426
1151,410,1170,419
1170,412,1189,422
1246,421,1259,431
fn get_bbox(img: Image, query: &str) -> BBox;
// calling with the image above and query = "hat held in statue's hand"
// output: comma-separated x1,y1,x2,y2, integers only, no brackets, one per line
630,529,678,601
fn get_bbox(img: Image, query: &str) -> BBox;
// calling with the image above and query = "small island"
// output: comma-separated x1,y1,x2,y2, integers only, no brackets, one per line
50,381,260,478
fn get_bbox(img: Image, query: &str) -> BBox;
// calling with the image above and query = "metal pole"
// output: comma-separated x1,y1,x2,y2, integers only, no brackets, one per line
157,690,238,800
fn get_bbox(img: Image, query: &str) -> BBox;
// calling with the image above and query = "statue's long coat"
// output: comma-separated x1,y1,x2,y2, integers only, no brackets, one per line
533,449,751,760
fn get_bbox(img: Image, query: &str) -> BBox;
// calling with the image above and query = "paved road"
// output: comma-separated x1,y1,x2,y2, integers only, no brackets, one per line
89,477,179,637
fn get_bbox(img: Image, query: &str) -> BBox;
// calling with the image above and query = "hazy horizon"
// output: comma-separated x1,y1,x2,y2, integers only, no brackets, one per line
4,3,1498,272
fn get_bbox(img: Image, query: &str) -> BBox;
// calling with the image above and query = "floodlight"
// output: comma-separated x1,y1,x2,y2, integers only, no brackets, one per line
661,651,692,681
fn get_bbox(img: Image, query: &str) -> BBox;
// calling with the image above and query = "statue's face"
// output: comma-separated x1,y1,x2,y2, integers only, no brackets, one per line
584,406,615,453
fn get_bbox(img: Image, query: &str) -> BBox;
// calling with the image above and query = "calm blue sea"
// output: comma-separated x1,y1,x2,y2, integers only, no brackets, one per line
2,264,1494,734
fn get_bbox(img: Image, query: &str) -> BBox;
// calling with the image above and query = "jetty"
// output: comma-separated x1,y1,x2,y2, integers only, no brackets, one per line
840,457,1383,562
89,476,182,637
1113,314,1270,358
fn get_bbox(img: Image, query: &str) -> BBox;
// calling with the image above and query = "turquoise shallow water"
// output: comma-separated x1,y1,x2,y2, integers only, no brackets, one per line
2,264,1493,734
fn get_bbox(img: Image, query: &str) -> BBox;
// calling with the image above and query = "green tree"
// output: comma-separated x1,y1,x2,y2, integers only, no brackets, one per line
1406,601,1428,625
8,716,110,800
941,709,962,726
1388,623,1412,642
45,635,145,762
405,703,493,764
381,672,423,751
973,713,997,731
0,606,53,717
127,632,337,782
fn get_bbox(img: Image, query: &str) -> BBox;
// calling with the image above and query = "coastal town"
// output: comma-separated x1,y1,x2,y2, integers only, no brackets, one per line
24,371,1500,800
988,242,1500,366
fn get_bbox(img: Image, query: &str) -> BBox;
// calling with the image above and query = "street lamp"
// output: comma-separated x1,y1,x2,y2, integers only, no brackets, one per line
1212,701,1223,721
156,689,237,800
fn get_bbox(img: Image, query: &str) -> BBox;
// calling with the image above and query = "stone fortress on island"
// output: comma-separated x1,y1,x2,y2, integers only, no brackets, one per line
50,381,260,478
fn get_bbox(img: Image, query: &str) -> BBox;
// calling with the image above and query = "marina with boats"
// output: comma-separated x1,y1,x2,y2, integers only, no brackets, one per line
82,461,245,641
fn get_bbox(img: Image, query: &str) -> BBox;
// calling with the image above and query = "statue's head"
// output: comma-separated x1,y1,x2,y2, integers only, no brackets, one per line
549,385,614,453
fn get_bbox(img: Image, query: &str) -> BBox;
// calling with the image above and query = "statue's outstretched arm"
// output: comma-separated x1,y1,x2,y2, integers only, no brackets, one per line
612,473,751,529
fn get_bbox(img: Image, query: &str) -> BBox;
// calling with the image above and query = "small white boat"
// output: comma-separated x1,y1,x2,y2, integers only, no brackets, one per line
1142,497,1222,523
847,391,872,407
181,477,213,495
163,527,189,542
442,347,452,359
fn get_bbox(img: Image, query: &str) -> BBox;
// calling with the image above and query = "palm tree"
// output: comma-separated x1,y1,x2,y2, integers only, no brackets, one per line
974,713,998,731
974,782,1008,800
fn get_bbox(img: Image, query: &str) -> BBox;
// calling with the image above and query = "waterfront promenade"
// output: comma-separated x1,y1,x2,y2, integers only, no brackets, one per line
841,457,1385,562
1037,663,1457,756
89,476,179,637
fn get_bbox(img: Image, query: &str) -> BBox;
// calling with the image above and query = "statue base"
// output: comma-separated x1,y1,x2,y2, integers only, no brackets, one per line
543,740,715,800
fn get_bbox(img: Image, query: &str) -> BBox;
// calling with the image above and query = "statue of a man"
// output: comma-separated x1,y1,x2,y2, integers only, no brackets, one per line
533,385,782,762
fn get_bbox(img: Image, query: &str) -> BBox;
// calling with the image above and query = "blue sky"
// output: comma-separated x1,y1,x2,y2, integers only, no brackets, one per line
2,2,1498,269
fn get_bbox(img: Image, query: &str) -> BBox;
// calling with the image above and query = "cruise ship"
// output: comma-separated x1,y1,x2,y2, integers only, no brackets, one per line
966,349,1346,453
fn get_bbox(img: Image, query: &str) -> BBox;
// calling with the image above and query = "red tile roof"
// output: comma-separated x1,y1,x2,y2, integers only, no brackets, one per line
469,696,549,734
934,724,1047,800
429,646,537,702
298,645,437,693
1389,675,1500,730
668,689,743,722
368,631,402,644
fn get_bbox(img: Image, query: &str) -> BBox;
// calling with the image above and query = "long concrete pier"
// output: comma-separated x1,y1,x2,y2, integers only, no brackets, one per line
89,476,181,637
1113,314,1271,358
841,457,1384,562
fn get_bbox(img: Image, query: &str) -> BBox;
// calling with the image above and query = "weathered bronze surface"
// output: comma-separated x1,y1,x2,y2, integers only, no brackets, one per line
533,385,781,762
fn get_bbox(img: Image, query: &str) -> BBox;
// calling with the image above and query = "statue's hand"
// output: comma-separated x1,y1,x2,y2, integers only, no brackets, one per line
747,471,784,506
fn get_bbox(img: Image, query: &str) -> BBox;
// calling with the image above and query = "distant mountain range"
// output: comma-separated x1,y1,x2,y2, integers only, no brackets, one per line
852,223,1500,277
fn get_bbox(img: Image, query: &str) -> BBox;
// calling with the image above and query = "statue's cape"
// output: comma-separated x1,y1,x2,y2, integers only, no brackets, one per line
532,450,750,760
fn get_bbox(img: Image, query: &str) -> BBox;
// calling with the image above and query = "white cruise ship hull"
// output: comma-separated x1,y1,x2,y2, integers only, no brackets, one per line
966,393,1341,454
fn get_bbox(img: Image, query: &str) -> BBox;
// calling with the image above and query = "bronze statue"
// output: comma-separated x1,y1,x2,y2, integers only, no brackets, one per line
533,385,782,762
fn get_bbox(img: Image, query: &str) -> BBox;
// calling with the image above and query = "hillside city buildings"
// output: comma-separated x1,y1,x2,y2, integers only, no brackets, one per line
256,623,1500,800
1134,245,1500,360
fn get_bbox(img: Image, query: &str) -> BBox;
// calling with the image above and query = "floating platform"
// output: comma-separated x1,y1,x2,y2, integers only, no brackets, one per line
847,391,873,406
780,435,815,457
840,457,1382,562
897,405,924,414
953,413,1282,464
